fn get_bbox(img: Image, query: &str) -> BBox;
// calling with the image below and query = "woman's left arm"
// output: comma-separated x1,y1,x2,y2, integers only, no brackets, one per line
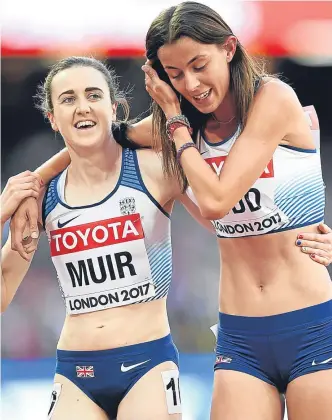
142,66,331,267
172,81,297,219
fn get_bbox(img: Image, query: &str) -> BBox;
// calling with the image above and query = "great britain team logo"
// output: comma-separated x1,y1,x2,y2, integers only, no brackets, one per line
76,366,95,378
119,197,136,215
215,355,233,364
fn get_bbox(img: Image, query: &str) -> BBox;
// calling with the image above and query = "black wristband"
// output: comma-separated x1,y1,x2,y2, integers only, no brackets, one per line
112,122,151,150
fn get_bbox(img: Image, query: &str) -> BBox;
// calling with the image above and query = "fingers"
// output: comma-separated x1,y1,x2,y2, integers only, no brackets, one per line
15,176,41,192
143,69,153,92
298,223,332,243
10,215,30,260
299,244,331,266
300,245,327,257
141,64,158,81
16,181,40,194
27,206,40,239
317,223,332,234
7,178,40,205
22,237,38,255
9,170,35,180
17,175,41,185
296,232,331,244
308,254,330,267
1,174,40,222
8,194,40,260
296,238,332,252
11,225,38,260
296,231,332,267
9,171,43,185
296,239,332,260
141,63,181,114
142,64,161,96
16,189,40,201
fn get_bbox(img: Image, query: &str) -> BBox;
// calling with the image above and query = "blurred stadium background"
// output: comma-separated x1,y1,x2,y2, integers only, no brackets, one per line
1,1,332,419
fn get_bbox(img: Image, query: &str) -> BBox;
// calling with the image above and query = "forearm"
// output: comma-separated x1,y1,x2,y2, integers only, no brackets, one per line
173,128,227,219
35,148,71,183
127,115,161,149
1,238,36,312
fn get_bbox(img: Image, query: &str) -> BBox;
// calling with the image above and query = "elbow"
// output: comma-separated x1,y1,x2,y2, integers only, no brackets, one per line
199,199,230,220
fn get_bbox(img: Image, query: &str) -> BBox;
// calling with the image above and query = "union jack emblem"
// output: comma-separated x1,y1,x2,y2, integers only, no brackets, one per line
216,355,232,364
76,366,95,378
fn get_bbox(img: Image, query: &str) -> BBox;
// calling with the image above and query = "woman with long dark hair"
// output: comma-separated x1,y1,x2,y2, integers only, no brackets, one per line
141,2,332,419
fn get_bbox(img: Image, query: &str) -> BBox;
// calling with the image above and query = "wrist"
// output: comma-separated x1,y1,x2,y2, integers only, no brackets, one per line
176,142,198,164
166,115,193,143
164,107,181,120
0,214,9,229
172,126,193,147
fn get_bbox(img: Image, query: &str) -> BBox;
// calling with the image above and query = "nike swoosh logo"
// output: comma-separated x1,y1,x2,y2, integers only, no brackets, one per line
312,357,332,366
200,151,208,155
120,359,150,373
57,215,80,229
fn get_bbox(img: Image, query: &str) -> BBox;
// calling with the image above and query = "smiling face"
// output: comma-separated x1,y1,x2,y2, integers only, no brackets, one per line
48,66,117,150
158,36,236,114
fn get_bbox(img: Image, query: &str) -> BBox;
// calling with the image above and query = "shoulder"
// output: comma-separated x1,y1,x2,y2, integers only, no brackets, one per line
136,148,163,180
136,148,181,197
246,78,303,131
254,78,300,113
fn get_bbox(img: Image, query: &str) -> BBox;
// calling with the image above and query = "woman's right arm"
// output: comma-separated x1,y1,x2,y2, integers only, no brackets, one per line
1,172,43,312
9,151,60,255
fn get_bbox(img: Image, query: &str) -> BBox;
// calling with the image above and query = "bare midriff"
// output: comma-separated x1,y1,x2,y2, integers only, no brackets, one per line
218,224,332,316
57,298,170,351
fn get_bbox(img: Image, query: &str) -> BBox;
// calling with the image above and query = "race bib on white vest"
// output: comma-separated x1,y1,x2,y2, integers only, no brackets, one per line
50,213,155,314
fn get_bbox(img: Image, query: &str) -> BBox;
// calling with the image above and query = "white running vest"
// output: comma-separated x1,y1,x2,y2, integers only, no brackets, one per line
43,149,172,314
187,106,325,238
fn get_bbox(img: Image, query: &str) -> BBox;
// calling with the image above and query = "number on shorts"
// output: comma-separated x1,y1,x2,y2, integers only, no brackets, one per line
166,377,181,406
161,369,182,414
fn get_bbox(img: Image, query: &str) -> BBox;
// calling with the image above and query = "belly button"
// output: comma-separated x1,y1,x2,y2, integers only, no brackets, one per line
259,285,264,292
96,325,105,329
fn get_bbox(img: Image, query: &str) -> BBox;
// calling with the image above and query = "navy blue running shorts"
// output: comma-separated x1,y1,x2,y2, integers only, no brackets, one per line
55,334,179,419
215,300,332,393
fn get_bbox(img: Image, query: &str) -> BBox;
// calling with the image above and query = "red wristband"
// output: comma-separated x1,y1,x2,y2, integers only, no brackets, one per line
167,121,193,140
